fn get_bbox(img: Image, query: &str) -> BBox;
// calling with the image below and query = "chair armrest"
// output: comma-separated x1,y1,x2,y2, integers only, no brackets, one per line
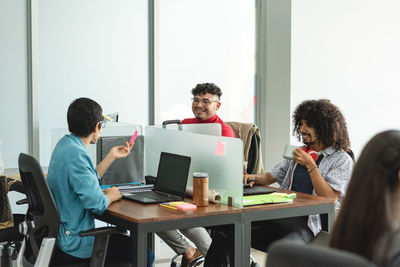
79,227,126,267
79,226,126,237
16,198,28,205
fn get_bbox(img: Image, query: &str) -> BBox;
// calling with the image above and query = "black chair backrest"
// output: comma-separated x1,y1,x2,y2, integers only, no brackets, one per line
247,133,258,174
347,149,355,162
18,153,60,260
266,240,377,267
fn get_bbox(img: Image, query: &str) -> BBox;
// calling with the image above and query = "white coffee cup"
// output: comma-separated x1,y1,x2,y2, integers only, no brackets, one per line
282,144,300,160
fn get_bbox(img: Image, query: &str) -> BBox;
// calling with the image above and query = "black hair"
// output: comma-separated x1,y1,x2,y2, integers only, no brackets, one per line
292,99,350,151
67,97,103,137
191,83,222,99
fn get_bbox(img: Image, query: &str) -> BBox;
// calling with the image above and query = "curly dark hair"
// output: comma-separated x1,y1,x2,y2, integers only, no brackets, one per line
292,99,350,151
191,83,222,99
67,97,103,137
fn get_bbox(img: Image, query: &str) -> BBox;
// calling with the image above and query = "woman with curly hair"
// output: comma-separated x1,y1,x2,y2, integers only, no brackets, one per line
330,130,400,266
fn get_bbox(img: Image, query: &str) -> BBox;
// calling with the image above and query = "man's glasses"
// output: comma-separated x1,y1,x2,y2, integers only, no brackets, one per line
191,98,219,105
99,120,107,129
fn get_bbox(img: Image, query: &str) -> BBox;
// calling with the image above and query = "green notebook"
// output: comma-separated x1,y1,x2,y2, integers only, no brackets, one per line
243,194,293,206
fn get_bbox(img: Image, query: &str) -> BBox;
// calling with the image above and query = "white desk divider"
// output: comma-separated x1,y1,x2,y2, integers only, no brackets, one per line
155,123,222,136
50,122,142,164
145,126,243,208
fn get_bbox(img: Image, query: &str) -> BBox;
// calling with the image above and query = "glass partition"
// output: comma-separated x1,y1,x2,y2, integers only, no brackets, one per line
145,126,243,207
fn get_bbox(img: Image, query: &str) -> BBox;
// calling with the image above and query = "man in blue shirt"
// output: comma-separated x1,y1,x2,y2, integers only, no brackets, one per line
47,97,153,266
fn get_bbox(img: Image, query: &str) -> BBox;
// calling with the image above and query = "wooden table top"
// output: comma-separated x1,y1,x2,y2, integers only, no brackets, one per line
106,187,335,223
106,198,243,224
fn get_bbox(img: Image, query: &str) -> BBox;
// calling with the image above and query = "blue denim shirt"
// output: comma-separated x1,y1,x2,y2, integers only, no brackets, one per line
47,134,109,258
269,147,353,235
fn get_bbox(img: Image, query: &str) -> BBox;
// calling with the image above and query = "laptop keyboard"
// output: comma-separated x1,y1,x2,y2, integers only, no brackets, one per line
139,190,179,201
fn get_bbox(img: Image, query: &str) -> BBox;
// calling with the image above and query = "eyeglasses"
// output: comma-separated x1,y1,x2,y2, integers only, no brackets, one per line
99,120,107,129
191,98,219,105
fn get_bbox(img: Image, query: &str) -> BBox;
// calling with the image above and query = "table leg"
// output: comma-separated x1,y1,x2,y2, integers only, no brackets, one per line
233,219,243,267
242,217,252,267
132,226,147,267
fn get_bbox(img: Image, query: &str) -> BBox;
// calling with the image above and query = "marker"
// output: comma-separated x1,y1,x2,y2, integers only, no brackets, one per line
285,193,297,199
129,130,138,145
160,204,178,210
103,114,113,122
247,179,256,183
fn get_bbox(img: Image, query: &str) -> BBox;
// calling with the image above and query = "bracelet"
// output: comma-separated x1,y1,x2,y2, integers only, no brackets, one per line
307,165,317,173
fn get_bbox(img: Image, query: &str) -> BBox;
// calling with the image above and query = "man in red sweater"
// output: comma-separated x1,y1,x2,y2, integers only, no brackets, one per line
157,83,234,266
182,83,234,137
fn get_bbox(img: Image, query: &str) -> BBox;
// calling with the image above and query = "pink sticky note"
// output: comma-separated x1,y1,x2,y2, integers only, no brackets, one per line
176,203,197,211
214,140,226,156
130,130,138,144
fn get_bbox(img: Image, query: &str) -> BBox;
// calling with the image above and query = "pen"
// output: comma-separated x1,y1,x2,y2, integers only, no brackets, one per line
160,204,178,210
247,179,256,183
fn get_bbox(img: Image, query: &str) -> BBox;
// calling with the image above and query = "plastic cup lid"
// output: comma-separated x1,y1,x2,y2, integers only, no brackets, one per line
193,172,208,178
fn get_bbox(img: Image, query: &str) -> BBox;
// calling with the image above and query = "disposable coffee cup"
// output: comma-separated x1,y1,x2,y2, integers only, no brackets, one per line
283,144,300,160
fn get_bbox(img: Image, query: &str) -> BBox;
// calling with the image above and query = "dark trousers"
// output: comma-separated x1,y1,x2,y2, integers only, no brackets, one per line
205,216,313,267
51,234,154,267
251,216,313,252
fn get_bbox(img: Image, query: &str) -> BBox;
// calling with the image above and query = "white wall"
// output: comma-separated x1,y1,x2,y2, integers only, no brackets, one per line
0,0,29,168
291,0,400,158
38,0,149,165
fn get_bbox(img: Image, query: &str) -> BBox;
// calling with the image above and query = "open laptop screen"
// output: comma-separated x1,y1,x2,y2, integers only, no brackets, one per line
155,152,191,198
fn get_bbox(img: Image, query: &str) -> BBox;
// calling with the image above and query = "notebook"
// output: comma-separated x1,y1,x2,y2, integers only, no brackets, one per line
122,152,191,204
243,184,276,196
243,194,293,206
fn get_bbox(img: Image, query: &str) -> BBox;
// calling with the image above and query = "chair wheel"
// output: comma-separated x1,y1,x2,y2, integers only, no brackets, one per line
250,263,261,267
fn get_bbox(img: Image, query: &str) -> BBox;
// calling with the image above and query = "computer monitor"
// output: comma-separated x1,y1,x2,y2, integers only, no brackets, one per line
97,135,144,185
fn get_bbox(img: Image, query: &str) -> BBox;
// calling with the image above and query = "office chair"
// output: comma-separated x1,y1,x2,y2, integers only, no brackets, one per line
266,239,377,267
246,132,259,174
0,214,25,267
16,153,131,267
0,176,26,267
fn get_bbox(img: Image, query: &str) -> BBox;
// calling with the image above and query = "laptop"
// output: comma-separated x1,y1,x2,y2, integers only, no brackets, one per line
243,184,276,196
122,152,191,204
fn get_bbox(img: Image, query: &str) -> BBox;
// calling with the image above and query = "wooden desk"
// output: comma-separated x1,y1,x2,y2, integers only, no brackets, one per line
242,187,336,267
97,188,335,267
97,198,243,267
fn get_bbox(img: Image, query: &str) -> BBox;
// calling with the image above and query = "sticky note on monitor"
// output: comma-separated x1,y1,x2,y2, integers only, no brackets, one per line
214,140,225,156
